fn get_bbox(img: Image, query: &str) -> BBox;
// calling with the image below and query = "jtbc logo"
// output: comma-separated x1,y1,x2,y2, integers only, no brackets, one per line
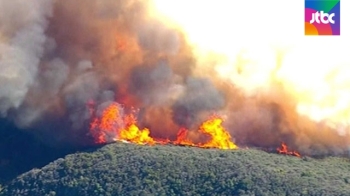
310,11,335,24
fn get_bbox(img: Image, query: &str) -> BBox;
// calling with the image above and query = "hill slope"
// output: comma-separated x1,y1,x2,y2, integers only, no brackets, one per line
1,143,350,196
0,121,72,186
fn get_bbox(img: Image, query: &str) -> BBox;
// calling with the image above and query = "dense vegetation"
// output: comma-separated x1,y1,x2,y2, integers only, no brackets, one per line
1,142,350,196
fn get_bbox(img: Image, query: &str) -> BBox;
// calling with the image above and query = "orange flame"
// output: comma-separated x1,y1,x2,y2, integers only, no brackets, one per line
90,103,155,145
173,128,196,147
198,117,238,149
277,142,301,157
90,102,238,150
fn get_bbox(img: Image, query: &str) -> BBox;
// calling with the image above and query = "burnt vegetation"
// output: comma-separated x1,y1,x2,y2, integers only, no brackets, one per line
1,142,350,196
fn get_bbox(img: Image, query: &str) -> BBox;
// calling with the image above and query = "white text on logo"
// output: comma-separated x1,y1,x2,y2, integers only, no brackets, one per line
310,11,335,24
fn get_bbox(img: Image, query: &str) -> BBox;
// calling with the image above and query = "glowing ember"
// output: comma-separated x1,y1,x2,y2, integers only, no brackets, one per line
90,102,238,150
277,143,301,157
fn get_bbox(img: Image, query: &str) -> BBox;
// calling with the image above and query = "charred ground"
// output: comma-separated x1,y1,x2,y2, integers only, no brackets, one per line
1,142,350,196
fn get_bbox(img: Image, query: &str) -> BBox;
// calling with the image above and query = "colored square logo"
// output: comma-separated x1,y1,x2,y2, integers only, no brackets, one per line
305,0,340,35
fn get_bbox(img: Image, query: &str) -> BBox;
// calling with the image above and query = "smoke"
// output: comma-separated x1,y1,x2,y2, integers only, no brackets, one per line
137,21,180,54
0,0,53,116
1,0,350,156
172,77,225,128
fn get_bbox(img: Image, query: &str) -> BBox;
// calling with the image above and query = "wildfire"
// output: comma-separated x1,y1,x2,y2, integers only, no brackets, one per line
277,143,301,157
173,128,196,147
150,0,350,139
90,102,238,150
198,117,238,149
90,103,156,145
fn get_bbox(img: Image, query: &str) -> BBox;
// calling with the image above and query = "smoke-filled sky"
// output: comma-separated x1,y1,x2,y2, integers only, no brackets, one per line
1,0,350,156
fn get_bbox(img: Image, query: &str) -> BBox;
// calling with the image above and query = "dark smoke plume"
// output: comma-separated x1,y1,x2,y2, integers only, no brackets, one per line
0,0,349,156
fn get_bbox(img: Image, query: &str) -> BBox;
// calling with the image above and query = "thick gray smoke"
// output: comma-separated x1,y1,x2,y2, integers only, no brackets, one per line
129,61,178,106
1,0,349,156
0,0,215,147
172,77,225,128
0,0,53,117
137,21,180,54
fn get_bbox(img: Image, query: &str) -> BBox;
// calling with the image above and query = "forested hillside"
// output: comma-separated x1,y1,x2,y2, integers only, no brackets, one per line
1,143,350,196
